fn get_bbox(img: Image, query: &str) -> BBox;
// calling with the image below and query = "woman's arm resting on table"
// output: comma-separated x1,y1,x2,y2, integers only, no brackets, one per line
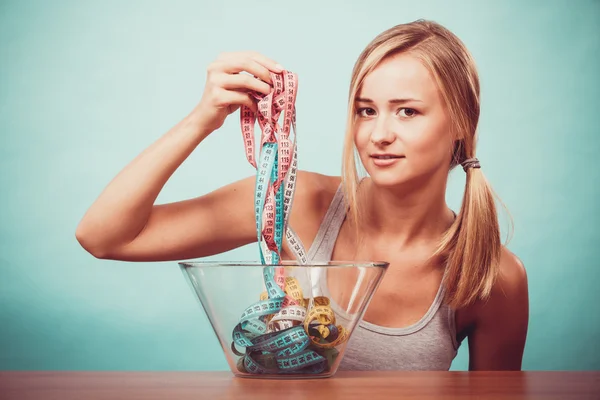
468,248,530,371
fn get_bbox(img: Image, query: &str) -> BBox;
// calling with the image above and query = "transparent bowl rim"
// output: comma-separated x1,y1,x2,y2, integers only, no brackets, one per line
178,260,389,269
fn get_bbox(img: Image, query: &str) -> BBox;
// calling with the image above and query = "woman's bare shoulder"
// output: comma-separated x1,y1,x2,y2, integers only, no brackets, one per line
295,170,341,205
482,247,528,311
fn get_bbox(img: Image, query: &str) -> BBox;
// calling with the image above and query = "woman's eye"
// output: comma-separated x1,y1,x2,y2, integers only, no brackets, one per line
399,108,418,117
357,107,376,117
356,107,417,118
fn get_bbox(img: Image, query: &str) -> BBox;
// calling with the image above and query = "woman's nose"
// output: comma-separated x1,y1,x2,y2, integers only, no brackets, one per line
369,115,396,145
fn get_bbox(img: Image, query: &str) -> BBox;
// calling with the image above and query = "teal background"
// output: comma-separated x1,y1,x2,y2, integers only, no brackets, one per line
1,0,599,371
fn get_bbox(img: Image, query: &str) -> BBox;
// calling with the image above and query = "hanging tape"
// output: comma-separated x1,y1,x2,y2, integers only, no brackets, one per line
231,70,348,375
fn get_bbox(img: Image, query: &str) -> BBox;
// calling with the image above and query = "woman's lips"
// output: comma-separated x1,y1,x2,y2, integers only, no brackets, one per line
370,155,405,167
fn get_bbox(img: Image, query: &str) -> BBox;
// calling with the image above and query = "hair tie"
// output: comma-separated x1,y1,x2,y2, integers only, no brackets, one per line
461,157,481,172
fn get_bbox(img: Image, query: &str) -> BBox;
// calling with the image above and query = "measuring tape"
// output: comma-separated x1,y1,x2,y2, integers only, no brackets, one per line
231,69,348,375
241,71,297,264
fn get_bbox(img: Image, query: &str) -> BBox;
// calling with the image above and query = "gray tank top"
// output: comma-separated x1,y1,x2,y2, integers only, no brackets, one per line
304,182,461,370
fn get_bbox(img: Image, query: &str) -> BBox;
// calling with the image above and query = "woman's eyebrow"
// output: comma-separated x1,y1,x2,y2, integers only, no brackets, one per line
355,97,423,104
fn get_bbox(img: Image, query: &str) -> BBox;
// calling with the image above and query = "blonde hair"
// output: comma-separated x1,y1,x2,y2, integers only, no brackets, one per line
341,19,512,309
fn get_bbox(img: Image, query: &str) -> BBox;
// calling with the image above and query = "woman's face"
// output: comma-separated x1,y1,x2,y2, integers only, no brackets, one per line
354,52,453,188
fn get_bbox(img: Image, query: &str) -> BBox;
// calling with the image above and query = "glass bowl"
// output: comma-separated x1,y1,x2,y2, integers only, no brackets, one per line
179,260,388,379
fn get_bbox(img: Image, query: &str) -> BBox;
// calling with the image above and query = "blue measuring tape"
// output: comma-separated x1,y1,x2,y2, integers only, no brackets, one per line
233,70,342,375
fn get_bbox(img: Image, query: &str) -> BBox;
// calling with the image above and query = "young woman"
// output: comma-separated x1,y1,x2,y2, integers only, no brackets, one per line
76,19,529,371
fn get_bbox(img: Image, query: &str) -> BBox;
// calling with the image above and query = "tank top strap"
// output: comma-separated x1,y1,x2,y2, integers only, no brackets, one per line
284,182,345,263
306,182,346,261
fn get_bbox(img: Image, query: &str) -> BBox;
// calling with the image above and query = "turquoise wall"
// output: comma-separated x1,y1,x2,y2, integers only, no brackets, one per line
1,0,598,371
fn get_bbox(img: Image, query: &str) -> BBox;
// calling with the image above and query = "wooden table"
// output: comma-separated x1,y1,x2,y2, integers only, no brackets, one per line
1,371,598,399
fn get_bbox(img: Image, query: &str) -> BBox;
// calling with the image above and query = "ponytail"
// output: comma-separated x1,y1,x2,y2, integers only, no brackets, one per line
434,165,504,309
